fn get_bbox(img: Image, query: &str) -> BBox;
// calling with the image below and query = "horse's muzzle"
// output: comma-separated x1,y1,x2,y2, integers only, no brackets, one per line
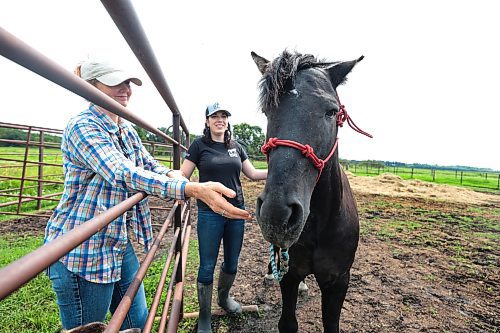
255,192,306,249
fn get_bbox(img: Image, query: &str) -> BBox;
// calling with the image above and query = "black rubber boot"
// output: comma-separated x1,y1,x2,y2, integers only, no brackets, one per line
197,282,213,333
217,270,242,315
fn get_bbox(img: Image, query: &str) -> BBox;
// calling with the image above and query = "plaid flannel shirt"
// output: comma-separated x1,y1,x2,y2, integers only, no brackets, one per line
45,105,187,283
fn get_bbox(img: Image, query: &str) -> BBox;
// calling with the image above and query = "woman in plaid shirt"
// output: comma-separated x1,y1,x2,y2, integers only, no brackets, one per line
44,59,250,331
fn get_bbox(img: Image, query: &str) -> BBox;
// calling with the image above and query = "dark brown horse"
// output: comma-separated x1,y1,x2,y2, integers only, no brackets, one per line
253,50,370,333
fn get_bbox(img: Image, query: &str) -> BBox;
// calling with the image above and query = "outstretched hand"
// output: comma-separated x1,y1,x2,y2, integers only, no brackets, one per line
184,182,251,220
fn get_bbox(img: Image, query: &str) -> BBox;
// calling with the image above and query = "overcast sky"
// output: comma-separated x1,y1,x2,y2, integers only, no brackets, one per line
1,0,499,170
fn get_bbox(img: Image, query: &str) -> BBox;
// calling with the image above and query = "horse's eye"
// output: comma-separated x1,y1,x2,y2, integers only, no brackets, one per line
325,109,335,118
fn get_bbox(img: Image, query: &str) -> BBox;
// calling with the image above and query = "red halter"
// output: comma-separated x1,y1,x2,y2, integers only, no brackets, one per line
261,94,373,182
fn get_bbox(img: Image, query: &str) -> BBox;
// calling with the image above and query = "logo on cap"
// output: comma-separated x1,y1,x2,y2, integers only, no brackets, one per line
206,102,232,117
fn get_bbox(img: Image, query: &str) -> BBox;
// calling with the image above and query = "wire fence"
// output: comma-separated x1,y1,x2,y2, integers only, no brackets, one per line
343,163,500,191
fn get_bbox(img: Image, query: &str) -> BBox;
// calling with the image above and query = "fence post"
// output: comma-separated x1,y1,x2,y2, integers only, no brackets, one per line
17,127,32,214
411,167,414,179
37,130,45,210
497,174,499,189
460,171,463,184
151,142,155,157
432,169,435,182
172,113,183,318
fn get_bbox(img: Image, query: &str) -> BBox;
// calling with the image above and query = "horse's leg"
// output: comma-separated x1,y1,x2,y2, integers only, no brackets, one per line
278,273,301,333
318,272,350,333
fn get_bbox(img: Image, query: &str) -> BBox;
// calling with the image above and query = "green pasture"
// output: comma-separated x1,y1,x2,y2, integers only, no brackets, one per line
1,145,498,221
346,164,500,193
0,146,176,221
0,233,202,333
0,147,64,219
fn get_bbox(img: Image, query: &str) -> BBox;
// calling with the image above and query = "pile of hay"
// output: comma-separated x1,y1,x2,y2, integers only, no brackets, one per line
347,172,500,205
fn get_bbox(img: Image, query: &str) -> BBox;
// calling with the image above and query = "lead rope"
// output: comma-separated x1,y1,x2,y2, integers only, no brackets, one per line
269,244,289,282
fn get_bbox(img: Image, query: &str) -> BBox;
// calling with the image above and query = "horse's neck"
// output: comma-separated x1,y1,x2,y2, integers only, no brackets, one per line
312,158,343,209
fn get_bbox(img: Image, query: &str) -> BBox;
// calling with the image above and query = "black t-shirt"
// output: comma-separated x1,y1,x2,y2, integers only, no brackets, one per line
185,138,248,210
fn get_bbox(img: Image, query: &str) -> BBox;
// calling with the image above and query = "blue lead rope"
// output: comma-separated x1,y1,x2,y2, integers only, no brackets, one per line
269,244,289,282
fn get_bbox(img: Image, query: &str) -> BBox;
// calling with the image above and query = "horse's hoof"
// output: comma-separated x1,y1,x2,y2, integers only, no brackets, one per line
298,281,308,292
264,273,274,281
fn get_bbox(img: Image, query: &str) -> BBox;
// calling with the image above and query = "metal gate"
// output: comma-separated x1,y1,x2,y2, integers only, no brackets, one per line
0,1,195,331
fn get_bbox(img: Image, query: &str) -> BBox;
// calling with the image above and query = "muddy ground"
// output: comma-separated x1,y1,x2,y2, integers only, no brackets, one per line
1,174,498,332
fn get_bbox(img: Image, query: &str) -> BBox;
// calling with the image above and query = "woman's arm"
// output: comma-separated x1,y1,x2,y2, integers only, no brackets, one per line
241,159,267,180
180,159,197,179
68,120,186,200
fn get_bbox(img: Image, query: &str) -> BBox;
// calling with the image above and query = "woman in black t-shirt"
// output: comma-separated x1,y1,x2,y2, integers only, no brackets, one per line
180,102,267,333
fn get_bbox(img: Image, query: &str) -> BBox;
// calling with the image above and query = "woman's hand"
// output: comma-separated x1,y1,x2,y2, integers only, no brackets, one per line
184,182,251,220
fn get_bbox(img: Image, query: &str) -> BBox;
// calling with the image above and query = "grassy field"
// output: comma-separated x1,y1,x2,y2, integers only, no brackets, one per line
0,147,64,219
0,146,176,221
254,159,499,193
0,232,202,333
1,148,497,221
347,164,500,192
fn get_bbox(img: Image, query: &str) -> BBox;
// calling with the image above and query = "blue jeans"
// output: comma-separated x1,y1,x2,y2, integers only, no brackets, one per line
47,241,148,330
197,206,245,284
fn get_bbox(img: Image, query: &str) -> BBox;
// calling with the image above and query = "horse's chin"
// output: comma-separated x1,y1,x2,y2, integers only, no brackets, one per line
269,233,301,250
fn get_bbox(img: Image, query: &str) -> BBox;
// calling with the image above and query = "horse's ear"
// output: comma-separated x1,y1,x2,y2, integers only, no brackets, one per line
251,51,270,74
326,55,364,87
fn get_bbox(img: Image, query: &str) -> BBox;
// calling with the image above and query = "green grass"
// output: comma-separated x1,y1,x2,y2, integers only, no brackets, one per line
0,234,60,333
0,147,64,220
0,233,202,332
143,240,200,332
348,165,500,193
0,146,175,221
251,159,268,170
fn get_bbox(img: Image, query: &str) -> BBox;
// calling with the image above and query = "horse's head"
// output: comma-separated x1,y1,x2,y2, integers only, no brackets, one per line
252,50,363,249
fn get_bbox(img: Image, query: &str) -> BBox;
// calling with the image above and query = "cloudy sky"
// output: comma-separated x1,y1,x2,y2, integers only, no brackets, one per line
1,0,499,170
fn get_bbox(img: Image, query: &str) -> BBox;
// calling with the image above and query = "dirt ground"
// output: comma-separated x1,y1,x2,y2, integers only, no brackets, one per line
1,173,498,332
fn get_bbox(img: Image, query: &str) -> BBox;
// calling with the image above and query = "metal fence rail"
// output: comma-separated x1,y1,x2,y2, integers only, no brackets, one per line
0,1,194,332
0,122,178,218
0,122,64,215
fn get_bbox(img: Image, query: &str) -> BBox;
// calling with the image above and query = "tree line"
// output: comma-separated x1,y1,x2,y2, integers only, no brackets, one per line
133,123,266,159
2,126,494,173
0,128,62,146
0,123,266,158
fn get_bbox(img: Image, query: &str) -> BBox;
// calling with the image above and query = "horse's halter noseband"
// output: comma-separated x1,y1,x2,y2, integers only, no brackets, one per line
261,92,373,182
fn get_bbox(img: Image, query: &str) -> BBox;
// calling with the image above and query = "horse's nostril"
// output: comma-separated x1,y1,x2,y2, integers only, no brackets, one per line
255,196,264,219
287,202,303,230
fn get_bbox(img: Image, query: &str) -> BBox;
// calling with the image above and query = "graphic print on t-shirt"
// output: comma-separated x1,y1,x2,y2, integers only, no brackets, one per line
228,148,239,158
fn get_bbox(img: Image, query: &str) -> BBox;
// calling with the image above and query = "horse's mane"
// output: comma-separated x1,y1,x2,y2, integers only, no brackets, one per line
257,50,339,112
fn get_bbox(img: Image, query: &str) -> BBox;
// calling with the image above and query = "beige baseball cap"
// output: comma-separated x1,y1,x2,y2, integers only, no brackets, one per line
80,60,142,86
